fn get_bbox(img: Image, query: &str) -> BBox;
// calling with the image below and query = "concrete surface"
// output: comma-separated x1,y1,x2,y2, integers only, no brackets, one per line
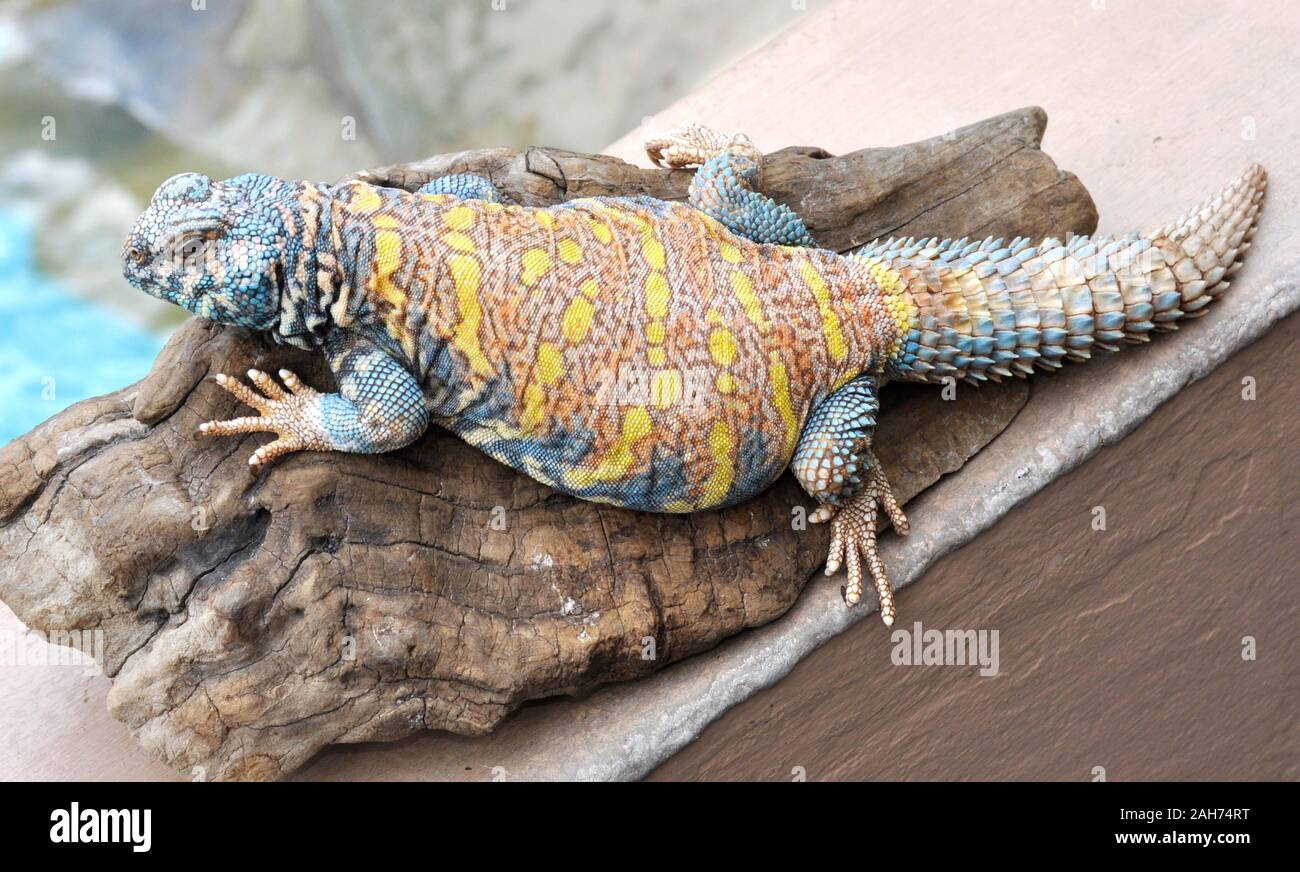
2,0,1297,780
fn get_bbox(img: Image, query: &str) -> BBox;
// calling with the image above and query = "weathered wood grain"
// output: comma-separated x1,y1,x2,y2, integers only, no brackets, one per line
357,106,1097,253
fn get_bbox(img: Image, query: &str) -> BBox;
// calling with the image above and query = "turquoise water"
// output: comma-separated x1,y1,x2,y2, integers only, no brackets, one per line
0,209,166,443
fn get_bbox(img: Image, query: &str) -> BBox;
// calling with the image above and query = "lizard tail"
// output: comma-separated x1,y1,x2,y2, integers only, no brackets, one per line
864,164,1267,384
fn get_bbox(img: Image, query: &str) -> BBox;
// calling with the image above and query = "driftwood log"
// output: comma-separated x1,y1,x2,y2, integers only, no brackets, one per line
0,107,1096,780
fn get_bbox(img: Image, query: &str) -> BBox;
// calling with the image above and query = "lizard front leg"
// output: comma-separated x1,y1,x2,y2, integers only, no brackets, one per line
199,331,430,468
792,374,909,626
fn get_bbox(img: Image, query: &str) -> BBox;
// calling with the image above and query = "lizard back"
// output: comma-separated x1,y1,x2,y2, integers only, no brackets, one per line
329,183,907,511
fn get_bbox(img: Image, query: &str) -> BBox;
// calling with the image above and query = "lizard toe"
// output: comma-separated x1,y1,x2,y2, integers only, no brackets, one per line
278,368,316,396
197,415,273,437
808,504,837,525
248,436,307,470
247,368,287,401
213,372,270,413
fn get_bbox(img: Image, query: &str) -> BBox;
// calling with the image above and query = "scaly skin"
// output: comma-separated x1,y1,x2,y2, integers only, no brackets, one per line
122,125,1266,627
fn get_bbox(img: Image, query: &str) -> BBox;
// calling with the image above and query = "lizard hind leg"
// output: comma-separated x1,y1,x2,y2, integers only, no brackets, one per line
791,374,909,626
644,123,816,247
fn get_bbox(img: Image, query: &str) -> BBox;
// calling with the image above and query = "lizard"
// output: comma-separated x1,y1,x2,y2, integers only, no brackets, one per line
121,124,1267,628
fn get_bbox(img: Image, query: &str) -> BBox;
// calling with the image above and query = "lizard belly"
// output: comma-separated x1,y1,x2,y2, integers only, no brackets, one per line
438,354,798,512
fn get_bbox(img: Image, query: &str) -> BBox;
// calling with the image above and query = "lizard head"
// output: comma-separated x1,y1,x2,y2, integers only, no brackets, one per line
123,172,300,330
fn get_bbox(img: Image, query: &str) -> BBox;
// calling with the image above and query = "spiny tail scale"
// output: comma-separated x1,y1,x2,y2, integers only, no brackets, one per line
861,164,1267,384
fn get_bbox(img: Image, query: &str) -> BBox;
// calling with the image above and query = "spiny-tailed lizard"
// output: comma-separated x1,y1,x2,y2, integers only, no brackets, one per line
122,124,1267,627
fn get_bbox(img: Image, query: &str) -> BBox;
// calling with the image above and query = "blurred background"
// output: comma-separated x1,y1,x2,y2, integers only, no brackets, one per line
0,0,820,442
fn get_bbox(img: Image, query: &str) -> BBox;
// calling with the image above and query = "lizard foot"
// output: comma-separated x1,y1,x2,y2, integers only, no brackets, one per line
644,123,761,169
199,369,328,469
810,462,910,626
